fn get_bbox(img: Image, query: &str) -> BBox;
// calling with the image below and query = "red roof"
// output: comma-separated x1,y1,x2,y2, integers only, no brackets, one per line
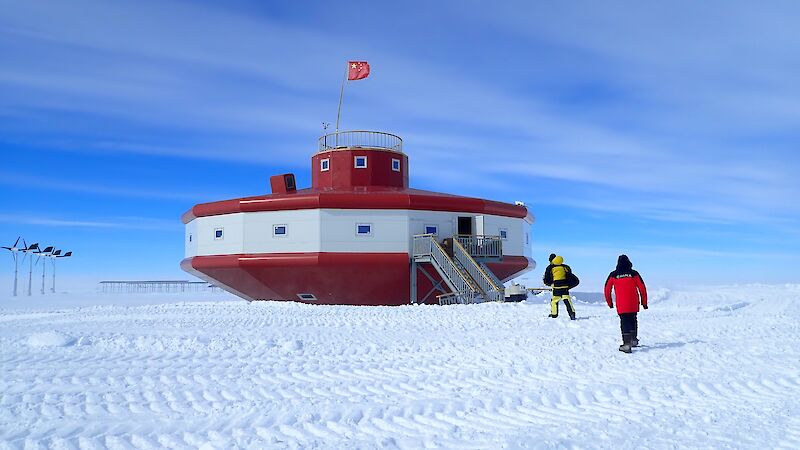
182,186,532,224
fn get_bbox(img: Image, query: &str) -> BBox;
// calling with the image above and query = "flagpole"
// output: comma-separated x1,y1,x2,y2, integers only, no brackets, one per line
335,62,348,135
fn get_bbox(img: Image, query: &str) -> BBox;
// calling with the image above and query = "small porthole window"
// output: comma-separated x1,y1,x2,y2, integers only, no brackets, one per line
526,232,530,245
214,228,224,240
424,224,438,236
391,158,401,172
354,156,367,168
297,293,317,301
273,224,287,237
189,234,192,242
499,228,508,240
356,223,372,236
320,158,330,171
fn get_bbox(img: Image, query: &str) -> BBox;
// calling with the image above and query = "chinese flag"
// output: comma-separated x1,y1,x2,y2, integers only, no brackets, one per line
348,61,370,80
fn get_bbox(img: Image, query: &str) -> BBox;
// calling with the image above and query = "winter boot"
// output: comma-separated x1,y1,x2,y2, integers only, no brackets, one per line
619,333,633,353
631,335,639,347
548,314,558,319
565,299,577,320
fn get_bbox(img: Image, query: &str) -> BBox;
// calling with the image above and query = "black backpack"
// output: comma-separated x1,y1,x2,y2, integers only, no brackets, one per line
566,270,580,289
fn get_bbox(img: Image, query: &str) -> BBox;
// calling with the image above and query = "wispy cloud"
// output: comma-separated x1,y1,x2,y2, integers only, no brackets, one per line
0,171,232,202
1,0,798,230
0,213,179,231
538,240,796,262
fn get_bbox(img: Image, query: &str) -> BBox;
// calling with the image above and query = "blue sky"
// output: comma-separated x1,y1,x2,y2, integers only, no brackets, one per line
1,0,799,289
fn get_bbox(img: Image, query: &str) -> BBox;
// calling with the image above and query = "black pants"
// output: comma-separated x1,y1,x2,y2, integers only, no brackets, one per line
619,313,638,338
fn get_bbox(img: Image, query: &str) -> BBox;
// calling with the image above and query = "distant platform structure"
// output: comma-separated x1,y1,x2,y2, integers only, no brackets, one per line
99,280,222,294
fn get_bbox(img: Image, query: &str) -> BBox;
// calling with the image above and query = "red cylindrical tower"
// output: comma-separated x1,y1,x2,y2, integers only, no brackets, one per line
311,131,409,190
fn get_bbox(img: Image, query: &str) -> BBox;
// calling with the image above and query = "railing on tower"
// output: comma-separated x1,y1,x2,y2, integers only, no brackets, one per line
318,130,403,153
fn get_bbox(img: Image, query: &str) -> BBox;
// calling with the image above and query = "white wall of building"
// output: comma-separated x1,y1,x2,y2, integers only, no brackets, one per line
193,212,245,256
485,213,532,258
408,211,531,258
185,220,197,258
408,211,456,239
320,210,409,253
243,209,321,254
187,209,532,257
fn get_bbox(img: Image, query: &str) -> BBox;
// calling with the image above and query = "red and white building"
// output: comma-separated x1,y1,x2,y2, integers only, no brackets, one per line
181,131,535,305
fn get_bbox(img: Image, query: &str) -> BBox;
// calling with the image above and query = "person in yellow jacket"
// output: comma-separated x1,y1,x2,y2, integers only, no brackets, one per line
542,253,578,320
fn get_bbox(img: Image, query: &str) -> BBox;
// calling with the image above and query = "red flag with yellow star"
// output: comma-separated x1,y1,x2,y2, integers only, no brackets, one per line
347,61,370,80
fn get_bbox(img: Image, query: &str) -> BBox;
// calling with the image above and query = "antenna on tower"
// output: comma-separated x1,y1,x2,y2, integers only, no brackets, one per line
2,237,23,296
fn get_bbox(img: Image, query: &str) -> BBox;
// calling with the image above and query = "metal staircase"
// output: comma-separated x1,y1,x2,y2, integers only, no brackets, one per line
452,239,504,302
412,234,480,304
479,262,505,290
412,234,505,305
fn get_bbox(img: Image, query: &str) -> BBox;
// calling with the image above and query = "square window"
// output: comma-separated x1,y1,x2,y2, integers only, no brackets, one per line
424,224,438,235
392,158,401,172
273,224,287,237
356,223,372,236
320,158,330,171
297,293,317,301
354,156,367,168
214,228,224,240
499,228,508,240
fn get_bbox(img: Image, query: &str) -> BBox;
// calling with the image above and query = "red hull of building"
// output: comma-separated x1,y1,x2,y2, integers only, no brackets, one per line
182,253,533,306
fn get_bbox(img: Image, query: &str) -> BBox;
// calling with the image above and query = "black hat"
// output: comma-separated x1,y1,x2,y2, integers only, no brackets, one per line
549,253,556,262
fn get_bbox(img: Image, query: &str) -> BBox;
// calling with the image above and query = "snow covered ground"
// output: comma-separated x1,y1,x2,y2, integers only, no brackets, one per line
1,285,799,449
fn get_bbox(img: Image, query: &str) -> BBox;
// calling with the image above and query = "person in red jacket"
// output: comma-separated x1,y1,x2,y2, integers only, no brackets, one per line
604,255,648,353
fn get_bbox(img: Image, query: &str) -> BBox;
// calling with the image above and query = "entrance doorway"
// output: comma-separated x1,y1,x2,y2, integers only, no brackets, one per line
457,216,473,236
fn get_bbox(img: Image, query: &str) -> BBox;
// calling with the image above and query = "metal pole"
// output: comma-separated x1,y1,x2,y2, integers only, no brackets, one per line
28,255,33,296
41,257,46,295
410,260,417,304
13,254,18,296
51,259,56,293
335,62,348,134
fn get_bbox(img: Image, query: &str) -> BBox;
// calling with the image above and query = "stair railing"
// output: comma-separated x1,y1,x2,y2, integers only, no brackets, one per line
479,262,505,288
436,292,472,305
452,239,504,302
455,235,503,259
413,233,433,257
413,234,479,299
